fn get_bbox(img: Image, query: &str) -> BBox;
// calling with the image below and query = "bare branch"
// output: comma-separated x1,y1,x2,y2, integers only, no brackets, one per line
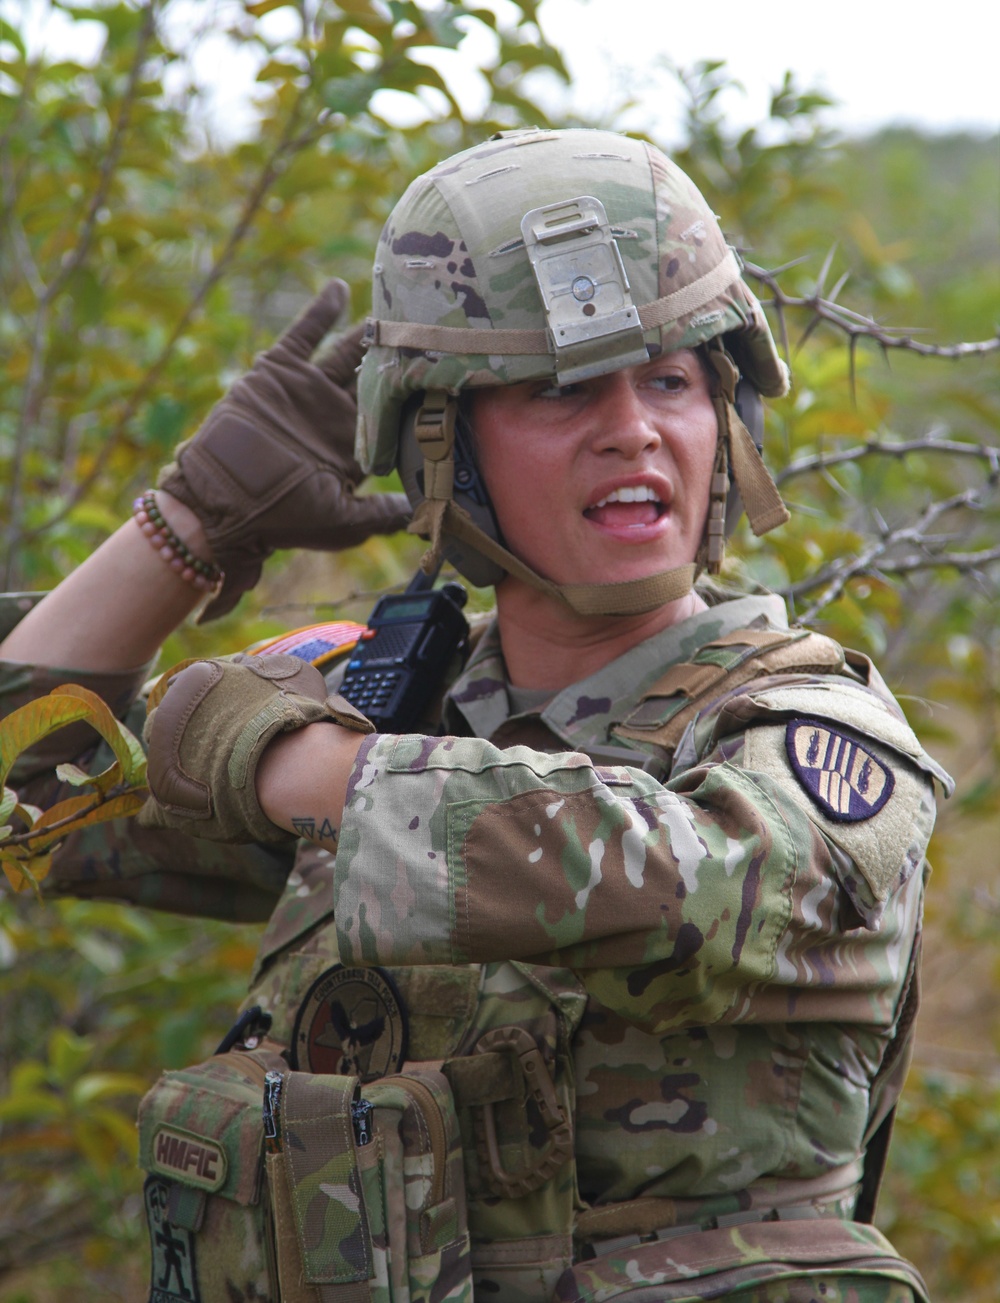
781,488,998,620
776,431,1000,486
744,259,1000,359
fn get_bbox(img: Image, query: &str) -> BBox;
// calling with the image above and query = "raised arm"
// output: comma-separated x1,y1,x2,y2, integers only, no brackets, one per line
0,492,211,671
0,279,408,677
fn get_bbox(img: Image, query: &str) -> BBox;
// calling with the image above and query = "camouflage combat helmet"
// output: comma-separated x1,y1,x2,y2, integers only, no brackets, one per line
357,127,790,614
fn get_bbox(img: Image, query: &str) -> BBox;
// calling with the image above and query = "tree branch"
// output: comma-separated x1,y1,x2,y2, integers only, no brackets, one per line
776,430,1000,487
782,489,997,621
21,84,323,544
744,259,1000,360
1,2,158,586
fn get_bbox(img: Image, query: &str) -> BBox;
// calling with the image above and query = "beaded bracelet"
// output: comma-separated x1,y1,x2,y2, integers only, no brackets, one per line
132,491,224,592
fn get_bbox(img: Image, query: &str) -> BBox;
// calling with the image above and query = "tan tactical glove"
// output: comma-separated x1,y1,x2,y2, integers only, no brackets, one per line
138,654,374,844
157,279,410,621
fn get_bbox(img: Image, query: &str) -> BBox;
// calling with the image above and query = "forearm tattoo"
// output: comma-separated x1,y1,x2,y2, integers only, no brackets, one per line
291,816,339,843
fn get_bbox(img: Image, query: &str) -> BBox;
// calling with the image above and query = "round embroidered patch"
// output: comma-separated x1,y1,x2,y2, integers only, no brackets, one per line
785,718,895,823
290,964,407,1080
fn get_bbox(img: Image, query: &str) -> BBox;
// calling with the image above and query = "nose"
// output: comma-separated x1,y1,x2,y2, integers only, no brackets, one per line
587,371,661,459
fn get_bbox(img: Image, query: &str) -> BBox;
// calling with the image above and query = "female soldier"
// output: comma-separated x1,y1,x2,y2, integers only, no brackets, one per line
0,129,948,1302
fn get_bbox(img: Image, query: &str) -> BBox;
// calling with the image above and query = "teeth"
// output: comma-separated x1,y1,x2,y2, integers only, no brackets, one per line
593,485,661,508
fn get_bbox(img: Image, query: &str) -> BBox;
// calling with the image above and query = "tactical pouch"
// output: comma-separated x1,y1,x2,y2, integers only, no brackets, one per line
264,1066,473,1303
138,1042,289,1303
558,1218,930,1303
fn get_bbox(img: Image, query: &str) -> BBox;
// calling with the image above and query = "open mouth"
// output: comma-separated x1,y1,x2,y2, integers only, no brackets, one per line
583,484,667,529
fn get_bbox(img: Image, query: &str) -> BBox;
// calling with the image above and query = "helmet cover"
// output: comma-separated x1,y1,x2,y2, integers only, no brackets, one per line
357,127,788,478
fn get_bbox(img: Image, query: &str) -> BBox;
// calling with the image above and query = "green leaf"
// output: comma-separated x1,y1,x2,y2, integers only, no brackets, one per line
0,16,27,56
0,786,16,824
71,1071,149,1107
49,1026,96,1084
55,763,100,788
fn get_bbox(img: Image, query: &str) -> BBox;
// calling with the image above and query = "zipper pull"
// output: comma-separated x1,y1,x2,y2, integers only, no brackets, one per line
263,1070,284,1154
351,1098,373,1147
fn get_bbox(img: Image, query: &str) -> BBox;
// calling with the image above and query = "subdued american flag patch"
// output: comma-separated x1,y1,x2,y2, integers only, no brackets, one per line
785,719,895,823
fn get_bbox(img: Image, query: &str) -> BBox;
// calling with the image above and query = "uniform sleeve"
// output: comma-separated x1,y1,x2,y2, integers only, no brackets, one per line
0,593,293,921
333,715,937,1035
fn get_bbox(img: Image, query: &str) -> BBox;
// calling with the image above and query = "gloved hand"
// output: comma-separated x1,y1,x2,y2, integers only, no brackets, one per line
157,279,410,621
138,653,374,844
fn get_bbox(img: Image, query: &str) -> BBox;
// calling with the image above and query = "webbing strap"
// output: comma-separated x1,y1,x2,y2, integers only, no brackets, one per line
278,1074,371,1289
366,251,742,355
706,348,790,539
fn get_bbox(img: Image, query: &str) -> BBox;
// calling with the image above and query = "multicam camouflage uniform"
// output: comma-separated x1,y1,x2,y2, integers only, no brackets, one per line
0,584,949,1302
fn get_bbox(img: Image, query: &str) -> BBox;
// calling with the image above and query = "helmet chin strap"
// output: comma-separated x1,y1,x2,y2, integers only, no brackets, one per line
702,343,790,573
405,356,789,618
409,494,697,616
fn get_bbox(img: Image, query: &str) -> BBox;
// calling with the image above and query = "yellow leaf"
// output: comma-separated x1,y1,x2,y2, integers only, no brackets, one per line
0,692,97,786
50,685,147,786
0,850,50,895
0,684,146,791
55,762,98,788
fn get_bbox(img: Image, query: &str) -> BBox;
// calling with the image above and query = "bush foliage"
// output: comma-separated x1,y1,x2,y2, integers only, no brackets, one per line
1,3,997,1298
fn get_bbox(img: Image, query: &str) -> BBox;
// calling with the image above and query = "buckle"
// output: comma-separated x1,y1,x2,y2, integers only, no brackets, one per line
520,195,649,386
474,1025,573,1198
413,391,457,461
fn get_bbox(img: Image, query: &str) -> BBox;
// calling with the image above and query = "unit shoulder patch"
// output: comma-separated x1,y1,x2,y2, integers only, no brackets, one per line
741,719,933,913
785,718,894,823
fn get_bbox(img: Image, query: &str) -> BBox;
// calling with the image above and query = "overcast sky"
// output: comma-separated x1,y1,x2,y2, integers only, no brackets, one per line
13,0,1000,142
537,0,999,141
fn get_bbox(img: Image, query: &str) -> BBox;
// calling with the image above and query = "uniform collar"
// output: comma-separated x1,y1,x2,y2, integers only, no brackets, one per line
443,591,788,748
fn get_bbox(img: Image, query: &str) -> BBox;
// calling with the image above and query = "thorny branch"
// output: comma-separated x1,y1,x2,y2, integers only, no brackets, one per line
782,489,998,623
744,258,1000,367
776,430,1000,488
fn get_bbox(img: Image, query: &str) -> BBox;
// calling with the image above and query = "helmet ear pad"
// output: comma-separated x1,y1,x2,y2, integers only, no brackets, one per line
397,395,507,589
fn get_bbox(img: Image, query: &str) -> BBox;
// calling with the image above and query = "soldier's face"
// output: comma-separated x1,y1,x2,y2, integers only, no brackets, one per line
470,349,718,589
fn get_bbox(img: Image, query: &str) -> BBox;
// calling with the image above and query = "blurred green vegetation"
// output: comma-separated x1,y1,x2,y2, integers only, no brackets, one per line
1,3,998,1298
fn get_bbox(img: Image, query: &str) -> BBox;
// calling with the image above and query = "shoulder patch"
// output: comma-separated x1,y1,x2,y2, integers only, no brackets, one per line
786,719,894,823
742,721,935,915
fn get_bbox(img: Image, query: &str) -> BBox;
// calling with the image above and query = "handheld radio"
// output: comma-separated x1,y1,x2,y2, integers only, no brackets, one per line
337,573,470,732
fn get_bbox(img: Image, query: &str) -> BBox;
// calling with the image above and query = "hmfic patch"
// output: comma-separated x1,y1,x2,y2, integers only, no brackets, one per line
786,719,895,823
150,1124,227,1192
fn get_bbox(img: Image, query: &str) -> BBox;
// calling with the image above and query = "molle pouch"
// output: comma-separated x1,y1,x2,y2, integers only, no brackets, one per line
138,1042,289,1303
264,1066,473,1303
444,963,587,1303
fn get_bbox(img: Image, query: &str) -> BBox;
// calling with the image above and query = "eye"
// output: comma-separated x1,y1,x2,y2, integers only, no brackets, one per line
647,371,688,393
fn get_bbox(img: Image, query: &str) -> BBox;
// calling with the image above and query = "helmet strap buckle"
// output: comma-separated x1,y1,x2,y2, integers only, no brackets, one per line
413,391,458,502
